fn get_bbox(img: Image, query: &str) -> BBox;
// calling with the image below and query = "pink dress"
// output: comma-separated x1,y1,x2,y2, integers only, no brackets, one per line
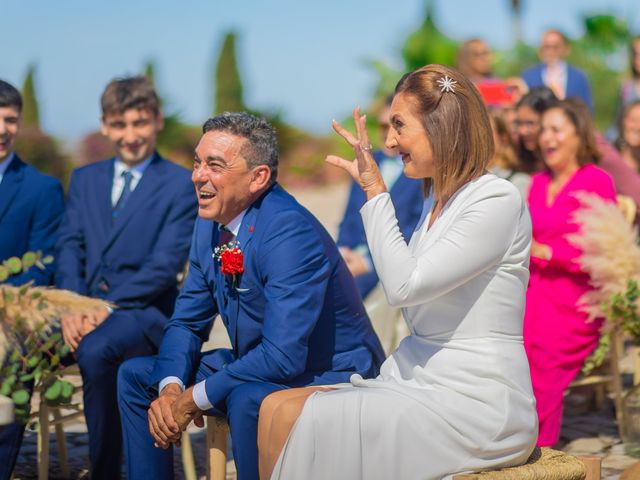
524,164,616,446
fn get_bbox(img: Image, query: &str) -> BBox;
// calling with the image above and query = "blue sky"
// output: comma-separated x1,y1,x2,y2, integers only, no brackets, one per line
3,0,639,143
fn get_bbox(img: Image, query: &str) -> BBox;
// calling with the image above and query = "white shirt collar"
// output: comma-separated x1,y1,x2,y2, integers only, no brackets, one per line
222,209,247,237
114,155,154,179
0,152,15,179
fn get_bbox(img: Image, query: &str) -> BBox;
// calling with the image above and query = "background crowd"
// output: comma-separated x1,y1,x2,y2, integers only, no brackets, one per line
3,2,640,479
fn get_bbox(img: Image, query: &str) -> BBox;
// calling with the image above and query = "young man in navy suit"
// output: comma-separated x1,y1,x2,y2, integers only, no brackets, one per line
55,76,197,479
117,112,385,480
0,80,64,480
521,29,593,112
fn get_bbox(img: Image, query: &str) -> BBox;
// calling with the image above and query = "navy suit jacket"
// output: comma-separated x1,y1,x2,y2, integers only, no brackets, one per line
150,184,385,408
55,153,197,345
0,155,64,286
337,151,424,299
521,62,593,112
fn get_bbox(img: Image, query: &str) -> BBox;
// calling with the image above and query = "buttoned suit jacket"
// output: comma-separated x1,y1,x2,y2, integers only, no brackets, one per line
521,62,593,112
150,183,385,408
0,155,64,286
55,153,197,345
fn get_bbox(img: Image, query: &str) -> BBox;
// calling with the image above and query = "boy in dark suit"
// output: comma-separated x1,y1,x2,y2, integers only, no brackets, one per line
0,79,64,480
55,76,197,479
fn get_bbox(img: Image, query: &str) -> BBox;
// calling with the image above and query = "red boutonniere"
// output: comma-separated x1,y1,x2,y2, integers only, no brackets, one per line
213,242,244,287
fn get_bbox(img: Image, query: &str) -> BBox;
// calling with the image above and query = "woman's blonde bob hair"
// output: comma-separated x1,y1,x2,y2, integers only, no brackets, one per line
394,64,494,199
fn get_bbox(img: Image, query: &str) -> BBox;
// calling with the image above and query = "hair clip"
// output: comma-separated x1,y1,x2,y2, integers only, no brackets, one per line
437,75,457,93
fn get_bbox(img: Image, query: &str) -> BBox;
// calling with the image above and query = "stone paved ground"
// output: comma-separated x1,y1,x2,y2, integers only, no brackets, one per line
10,182,640,478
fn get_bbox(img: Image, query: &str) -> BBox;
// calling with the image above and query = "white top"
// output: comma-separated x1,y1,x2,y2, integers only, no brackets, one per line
111,157,153,206
273,174,537,479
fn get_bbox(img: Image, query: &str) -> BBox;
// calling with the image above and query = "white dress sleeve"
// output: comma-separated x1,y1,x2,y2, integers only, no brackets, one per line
360,184,523,307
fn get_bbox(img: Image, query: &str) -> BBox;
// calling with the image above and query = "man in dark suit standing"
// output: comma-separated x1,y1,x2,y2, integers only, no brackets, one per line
55,76,197,479
118,112,385,480
521,29,593,112
0,80,64,480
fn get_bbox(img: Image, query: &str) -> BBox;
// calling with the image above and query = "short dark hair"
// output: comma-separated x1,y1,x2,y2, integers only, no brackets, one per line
631,37,640,79
0,80,22,112
202,112,279,183
100,76,160,117
516,87,558,114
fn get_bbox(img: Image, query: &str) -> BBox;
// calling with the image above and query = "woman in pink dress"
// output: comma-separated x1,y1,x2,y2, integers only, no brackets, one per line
524,99,617,446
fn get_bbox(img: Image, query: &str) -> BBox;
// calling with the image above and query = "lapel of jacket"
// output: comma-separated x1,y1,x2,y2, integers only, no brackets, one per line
224,204,258,354
101,153,165,256
95,158,116,241
0,155,24,222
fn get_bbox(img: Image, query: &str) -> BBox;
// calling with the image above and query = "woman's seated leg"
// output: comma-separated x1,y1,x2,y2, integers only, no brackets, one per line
258,386,330,479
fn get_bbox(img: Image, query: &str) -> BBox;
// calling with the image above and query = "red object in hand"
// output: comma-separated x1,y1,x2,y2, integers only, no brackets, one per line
220,248,244,275
476,80,516,107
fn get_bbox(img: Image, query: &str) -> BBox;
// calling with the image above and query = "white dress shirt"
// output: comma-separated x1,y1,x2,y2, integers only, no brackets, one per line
111,156,153,206
159,209,247,410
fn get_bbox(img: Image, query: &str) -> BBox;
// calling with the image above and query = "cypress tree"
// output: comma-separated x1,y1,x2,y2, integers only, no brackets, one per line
214,32,245,114
21,64,40,128
143,60,157,87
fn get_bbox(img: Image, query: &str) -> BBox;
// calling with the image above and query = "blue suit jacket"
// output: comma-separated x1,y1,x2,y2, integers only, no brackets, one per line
337,151,424,299
0,155,64,286
151,184,385,408
521,62,593,112
55,153,197,344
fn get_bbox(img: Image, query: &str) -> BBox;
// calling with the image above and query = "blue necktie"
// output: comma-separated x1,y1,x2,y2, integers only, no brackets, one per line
113,170,133,218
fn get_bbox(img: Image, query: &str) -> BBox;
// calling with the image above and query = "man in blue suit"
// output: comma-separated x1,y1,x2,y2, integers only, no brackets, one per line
337,98,424,353
0,80,64,480
521,29,593,112
55,76,197,479
118,112,385,480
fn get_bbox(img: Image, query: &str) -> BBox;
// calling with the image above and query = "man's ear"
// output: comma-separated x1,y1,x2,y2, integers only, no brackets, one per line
155,112,165,131
249,165,272,194
100,118,108,137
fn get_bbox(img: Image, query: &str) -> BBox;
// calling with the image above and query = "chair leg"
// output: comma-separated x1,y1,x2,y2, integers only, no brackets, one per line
37,398,50,480
578,455,602,480
52,408,70,478
181,430,197,480
206,417,229,480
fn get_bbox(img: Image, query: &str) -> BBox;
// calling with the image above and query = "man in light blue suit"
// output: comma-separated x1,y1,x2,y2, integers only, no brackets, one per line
521,29,593,112
0,80,64,480
118,112,385,480
55,76,197,479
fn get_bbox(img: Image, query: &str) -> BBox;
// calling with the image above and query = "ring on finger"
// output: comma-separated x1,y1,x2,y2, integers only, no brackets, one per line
358,144,373,152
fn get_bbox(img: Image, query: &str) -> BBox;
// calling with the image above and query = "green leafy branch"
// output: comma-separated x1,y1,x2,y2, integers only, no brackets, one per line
583,280,640,375
0,252,75,423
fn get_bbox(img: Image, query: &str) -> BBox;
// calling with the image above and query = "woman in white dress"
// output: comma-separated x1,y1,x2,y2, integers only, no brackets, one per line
257,64,538,480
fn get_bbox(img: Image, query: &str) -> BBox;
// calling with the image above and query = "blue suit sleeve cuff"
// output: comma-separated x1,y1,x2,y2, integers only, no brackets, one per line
159,376,185,394
193,380,213,410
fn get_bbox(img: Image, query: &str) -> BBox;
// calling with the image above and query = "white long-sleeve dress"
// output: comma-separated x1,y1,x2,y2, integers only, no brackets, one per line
271,174,538,480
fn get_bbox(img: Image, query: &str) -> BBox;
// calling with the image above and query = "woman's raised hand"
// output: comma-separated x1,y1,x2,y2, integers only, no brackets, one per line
326,107,387,200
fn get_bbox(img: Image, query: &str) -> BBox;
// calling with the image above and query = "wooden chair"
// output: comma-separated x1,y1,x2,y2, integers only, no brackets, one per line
567,195,637,421
34,365,85,480
180,416,229,480
452,447,601,480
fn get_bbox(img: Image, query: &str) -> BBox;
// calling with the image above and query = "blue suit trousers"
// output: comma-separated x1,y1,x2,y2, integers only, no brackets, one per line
118,355,285,480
